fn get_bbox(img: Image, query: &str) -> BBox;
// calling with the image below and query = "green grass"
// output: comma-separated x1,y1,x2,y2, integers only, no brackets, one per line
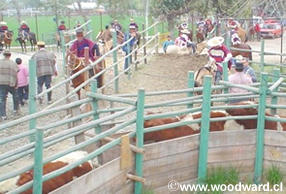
3,15,168,46
265,165,283,186
201,167,240,194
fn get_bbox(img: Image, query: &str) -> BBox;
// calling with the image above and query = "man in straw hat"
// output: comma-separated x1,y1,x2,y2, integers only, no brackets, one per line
228,59,253,103
20,21,30,34
31,41,57,104
0,50,19,120
208,36,232,84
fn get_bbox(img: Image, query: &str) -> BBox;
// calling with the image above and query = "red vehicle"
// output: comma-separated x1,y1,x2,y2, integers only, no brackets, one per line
260,21,282,38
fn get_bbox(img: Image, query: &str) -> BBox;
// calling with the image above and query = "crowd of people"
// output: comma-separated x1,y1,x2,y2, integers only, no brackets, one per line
0,18,141,120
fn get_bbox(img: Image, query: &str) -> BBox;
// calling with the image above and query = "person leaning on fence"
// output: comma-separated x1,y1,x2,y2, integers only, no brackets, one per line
235,55,257,83
122,25,137,72
16,58,29,106
70,28,95,77
228,61,253,103
208,36,232,84
0,50,19,120
162,35,174,53
31,41,57,105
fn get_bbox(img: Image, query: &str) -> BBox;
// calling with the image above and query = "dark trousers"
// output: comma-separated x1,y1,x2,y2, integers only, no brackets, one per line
17,85,29,105
37,75,52,101
124,50,132,70
0,85,19,117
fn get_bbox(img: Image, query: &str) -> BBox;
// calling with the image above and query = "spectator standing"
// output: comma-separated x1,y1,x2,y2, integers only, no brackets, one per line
31,41,57,104
0,50,19,120
16,58,29,106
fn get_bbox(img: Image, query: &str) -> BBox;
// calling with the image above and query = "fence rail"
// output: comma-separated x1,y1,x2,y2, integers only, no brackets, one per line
1,68,286,193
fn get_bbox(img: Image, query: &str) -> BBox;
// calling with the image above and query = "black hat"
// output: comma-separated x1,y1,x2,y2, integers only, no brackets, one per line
15,58,22,64
235,62,244,70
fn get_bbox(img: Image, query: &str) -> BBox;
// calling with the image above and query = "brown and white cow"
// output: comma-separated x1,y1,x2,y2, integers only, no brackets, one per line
143,101,286,142
0,151,93,194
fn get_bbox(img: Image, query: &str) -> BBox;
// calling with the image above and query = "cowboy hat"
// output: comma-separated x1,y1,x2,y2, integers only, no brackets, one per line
229,21,237,28
21,21,27,25
129,25,136,29
37,41,45,46
207,36,224,47
76,28,84,34
3,50,11,56
0,21,6,26
181,29,190,34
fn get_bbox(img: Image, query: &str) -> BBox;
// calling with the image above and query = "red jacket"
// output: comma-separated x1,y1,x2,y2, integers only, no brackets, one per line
58,25,66,31
255,24,260,32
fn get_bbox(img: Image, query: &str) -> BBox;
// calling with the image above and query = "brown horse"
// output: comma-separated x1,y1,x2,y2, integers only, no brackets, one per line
237,26,247,43
196,29,205,43
96,29,125,53
67,52,105,99
231,43,252,60
2,31,13,50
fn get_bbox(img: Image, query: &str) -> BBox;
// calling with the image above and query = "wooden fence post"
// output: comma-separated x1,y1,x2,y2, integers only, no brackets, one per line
198,76,212,183
142,24,147,65
155,24,159,54
33,128,43,194
187,71,194,109
260,39,265,73
112,30,119,93
254,73,268,184
29,59,37,142
135,89,145,194
271,68,280,115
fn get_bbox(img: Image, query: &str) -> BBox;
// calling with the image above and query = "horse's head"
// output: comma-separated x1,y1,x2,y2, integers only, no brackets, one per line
67,51,82,71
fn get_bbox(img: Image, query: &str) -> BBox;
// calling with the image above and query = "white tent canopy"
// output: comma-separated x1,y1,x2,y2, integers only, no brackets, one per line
67,2,98,10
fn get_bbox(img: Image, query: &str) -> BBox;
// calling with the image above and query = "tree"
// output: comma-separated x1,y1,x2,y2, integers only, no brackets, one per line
151,0,195,34
98,0,131,19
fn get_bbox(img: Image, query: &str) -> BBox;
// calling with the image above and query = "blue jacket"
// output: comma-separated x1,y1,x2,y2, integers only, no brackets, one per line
122,33,137,52
162,40,174,53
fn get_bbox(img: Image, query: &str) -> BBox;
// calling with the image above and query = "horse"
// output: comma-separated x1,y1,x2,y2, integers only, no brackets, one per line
66,52,105,99
194,60,216,90
56,31,72,48
0,31,13,50
16,30,37,52
237,26,247,43
196,29,205,43
231,43,252,60
96,29,125,53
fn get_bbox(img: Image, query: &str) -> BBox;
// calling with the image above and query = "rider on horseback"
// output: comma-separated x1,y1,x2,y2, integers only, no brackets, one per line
207,36,232,84
175,29,196,53
229,21,241,45
20,21,30,39
0,22,8,33
58,21,66,31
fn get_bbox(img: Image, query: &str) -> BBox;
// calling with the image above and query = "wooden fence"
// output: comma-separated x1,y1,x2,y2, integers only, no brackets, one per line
1,69,286,193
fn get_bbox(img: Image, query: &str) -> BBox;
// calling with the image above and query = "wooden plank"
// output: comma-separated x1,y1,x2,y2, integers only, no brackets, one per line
116,182,134,194
143,150,198,177
264,160,286,174
208,159,255,173
144,165,198,190
264,145,286,162
153,178,197,194
265,131,286,147
208,145,256,163
208,130,256,148
143,134,200,161
143,131,256,161
50,157,133,194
